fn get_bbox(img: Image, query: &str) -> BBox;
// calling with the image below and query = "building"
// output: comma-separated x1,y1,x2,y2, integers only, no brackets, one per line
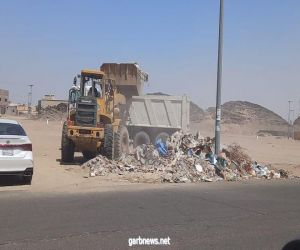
37,95,68,112
6,104,36,116
0,89,9,114
6,103,18,116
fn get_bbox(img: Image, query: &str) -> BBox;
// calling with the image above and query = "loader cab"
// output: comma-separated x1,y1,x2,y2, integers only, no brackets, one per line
71,70,105,127
72,70,116,127
79,70,104,98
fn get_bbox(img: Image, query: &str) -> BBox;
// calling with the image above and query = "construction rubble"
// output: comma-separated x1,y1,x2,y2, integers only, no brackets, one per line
83,131,292,183
38,104,68,121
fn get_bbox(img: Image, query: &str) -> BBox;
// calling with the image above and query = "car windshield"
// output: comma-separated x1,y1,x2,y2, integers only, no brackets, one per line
0,123,27,136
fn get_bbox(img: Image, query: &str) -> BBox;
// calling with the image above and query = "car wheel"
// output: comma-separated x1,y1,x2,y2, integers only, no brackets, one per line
23,175,32,185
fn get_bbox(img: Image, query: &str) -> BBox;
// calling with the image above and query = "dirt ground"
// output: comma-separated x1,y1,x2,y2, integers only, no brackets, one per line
1,116,299,193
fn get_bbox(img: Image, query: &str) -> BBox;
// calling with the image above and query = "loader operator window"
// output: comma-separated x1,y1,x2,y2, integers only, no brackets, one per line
83,77,102,98
88,85,101,97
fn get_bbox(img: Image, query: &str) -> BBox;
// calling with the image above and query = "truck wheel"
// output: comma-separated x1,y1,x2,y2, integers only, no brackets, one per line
154,132,170,144
114,126,129,160
133,131,150,148
104,124,113,159
82,151,97,160
61,122,75,162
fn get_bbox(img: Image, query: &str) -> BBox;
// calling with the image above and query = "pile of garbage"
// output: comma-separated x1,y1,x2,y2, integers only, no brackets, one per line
38,103,68,121
83,131,292,183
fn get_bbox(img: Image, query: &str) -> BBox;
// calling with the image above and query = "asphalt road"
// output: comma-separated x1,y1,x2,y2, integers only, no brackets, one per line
0,180,300,250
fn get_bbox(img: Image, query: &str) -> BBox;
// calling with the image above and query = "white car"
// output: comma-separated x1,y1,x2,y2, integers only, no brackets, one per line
0,119,33,184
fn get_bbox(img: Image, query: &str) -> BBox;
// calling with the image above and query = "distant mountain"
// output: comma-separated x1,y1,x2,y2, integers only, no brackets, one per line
294,116,300,130
190,102,206,122
207,101,288,126
294,116,300,139
294,116,300,126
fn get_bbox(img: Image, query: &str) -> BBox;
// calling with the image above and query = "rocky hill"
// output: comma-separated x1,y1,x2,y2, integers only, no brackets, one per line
207,101,288,126
203,101,288,135
294,116,300,132
189,102,206,122
294,116,300,140
294,116,300,126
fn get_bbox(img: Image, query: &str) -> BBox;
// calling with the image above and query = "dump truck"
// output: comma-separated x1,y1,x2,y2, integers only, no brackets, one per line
61,63,189,162
100,63,190,146
120,94,189,147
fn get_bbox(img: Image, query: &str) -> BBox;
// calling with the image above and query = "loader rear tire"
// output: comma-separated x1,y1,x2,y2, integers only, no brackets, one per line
104,125,129,160
61,122,74,163
133,131,150,148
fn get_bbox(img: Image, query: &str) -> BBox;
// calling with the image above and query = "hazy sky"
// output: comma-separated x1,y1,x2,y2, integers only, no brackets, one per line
0,0,299,120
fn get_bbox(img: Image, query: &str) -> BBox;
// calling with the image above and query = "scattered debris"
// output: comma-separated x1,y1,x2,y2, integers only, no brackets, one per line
83,131,293,183
278,169,289,178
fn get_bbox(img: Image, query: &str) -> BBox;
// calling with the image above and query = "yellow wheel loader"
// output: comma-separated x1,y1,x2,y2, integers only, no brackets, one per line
61,69,129,162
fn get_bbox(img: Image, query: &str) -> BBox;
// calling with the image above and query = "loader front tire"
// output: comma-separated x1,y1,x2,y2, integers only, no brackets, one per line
104,124,113,159
61,122,74,163
114,126,129,160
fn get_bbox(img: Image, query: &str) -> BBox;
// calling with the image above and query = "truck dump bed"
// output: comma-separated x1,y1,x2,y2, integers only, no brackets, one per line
127,95,190,132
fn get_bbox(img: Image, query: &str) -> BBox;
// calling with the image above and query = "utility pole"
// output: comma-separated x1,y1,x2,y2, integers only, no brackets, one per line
291,109,295,139
28,84,34,117
288,100,292,139
214,0,224,154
